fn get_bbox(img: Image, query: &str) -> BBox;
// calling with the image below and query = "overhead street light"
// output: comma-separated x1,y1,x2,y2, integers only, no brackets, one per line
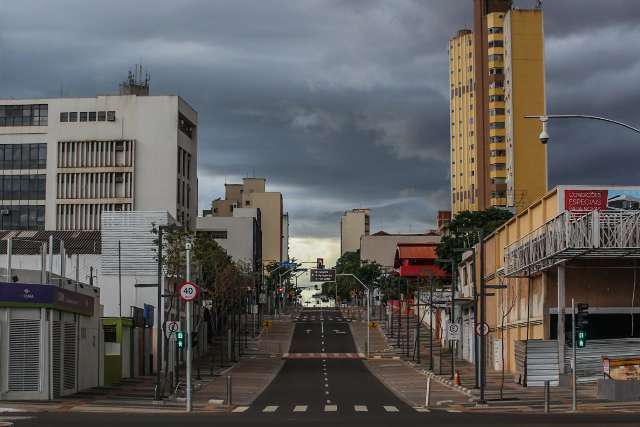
526,114,640,145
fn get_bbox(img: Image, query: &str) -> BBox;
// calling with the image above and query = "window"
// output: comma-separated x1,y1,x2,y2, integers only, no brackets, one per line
489,81,504,89
0,205,45,230
209,230,228,239
490,136,505,143
60,112,69,122
178,113,196,139
69,112,78,122
0,174,46,200
103,325,117,343
490,108,505,116
0,104,48,127
79,112,88,122
0,144,47,170
88,111,96,121
489,54,504,62
488,40,504,48
488,27,503,34
489,122,505,129
107,111,116,121
489,95,505,102
177,148,182,175
489,68,503,76
187,153,191,178
97,111,106,121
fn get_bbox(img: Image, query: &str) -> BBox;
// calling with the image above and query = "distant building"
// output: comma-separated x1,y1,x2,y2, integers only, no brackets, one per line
393,243,448,279
282,213,290,262
197,208,262,272
0,76,198,230
211,178,285,266
360,231,441,270
340,208,370,255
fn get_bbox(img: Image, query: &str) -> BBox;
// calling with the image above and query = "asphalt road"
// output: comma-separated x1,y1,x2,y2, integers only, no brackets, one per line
12,308,640,426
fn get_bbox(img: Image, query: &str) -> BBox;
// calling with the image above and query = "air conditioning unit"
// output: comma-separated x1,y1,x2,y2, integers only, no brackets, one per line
0,209,9,215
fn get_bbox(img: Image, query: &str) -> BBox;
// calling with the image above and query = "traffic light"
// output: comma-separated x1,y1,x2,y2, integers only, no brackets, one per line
176,330,185,349
576,303,589,348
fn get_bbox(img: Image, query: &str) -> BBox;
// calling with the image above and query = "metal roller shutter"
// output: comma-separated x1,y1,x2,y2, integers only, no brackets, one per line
8,319,41,392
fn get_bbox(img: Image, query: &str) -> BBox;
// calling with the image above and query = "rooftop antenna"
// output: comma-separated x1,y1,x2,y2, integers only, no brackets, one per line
119,64,150,96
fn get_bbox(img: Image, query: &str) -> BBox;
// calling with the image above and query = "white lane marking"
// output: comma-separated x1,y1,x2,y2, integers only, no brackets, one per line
321,319,324,334
383,406,399,412
414,407,430,412
263,406,279,413
232,406,249,413
325,391,330,395
324,383,329,387
324,405,338,412
293,405,308,412
447,409,462,413
354,405,368,412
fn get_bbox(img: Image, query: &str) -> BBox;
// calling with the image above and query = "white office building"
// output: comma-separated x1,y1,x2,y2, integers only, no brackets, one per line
0,82,198,231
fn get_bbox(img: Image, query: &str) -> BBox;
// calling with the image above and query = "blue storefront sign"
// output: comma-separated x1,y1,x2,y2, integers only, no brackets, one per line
143,303,155,327
0,282,94,316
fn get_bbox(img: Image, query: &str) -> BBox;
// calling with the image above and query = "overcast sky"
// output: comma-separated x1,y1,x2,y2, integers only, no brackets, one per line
2,0,640,267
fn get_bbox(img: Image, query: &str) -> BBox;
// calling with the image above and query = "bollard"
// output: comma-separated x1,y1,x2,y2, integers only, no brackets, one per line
544,380,550,413
226,375,233,405
425,375,432,408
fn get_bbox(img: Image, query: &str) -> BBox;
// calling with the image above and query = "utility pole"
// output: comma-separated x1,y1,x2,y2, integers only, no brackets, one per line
571,298,577,412
429,276,434,371
185,242,193,412
154,226,163,401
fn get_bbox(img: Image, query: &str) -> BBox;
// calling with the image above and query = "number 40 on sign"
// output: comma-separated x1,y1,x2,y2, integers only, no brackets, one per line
179,281,200,302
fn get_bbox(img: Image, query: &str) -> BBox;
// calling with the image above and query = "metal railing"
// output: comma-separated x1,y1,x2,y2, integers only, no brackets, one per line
505,210,640,277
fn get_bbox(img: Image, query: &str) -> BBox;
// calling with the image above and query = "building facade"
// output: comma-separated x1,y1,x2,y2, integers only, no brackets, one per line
0,93,198,231
340,208,370,255
451,0,546,215
211,178,285,265
360,231,441,270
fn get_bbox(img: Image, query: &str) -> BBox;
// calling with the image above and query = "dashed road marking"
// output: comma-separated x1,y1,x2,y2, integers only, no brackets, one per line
263,405,279,413
354,405,368,412
232,406,249,413
324,404,338,412
383,405,399,412
414,407,430,412
293,405,308,412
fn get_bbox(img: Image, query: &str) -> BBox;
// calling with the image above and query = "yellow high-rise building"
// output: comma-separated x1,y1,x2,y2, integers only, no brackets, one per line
449,29,478,213
450,2,546,215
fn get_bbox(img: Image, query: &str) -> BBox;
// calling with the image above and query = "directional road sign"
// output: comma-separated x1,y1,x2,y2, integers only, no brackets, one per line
476,322,490,336
179,281,200,302
310,268,336,282
448,322,460,341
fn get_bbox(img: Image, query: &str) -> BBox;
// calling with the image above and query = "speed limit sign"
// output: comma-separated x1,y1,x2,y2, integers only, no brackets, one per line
179,281,200,302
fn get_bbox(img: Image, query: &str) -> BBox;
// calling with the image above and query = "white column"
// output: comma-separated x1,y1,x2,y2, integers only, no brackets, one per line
557,263,566,374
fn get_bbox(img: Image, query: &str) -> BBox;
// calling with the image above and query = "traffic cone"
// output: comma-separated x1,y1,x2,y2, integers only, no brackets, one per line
454,370,461,386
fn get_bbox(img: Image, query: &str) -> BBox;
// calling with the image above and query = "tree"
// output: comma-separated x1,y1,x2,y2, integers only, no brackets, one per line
322,250,383,302
436,208,513,271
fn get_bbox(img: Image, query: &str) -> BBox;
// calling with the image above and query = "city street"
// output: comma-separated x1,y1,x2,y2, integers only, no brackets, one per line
11,308,640,426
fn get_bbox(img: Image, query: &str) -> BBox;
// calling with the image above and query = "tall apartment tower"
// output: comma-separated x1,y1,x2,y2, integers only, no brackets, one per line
340,208,370,255
0,82,198,230
450,0,546,214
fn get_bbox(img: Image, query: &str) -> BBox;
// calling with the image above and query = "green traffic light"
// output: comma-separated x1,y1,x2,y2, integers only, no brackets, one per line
177,331,185,349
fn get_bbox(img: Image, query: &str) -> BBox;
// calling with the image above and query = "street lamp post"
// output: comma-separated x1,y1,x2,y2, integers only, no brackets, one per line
336,273,370,358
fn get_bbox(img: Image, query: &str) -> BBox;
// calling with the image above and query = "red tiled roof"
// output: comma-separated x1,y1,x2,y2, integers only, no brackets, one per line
397,244,438,260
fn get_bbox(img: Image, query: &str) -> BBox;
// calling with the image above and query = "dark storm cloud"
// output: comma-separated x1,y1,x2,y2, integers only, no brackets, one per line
1,0,639,240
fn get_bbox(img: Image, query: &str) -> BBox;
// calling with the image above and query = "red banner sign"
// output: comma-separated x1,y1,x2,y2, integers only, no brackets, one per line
564,189,608,212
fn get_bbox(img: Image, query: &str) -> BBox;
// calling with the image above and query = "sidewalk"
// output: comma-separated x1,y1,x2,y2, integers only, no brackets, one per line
0,314,296,414
350,312,470,411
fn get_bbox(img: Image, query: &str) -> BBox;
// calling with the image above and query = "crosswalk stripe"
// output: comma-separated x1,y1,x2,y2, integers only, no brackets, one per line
263,405,279,413
383,406,399,412
414,407,430,412
293,405,308,412
354,405,368,412
324,404,338,412
232,406,249,413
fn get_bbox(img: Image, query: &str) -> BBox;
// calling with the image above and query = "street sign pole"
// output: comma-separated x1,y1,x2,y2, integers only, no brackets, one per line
571,297,577,412
185,242,193,412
